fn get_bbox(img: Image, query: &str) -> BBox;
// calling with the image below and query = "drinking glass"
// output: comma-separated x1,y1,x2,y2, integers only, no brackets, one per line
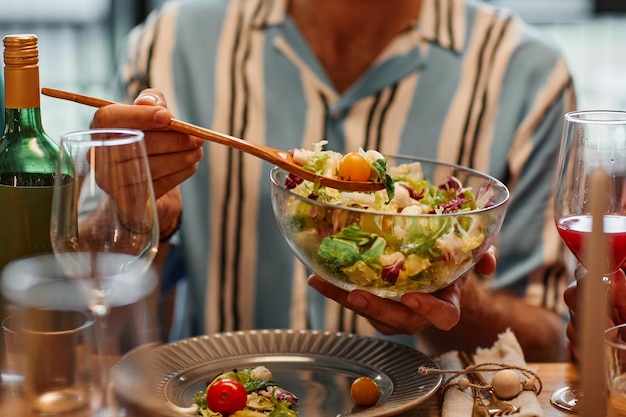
1,253,159,416
605,323,626,417
50,128,159,417
2,308,94,416
551,110,626,412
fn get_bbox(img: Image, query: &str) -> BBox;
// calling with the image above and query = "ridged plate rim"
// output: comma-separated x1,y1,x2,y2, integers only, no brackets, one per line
112,329,441,417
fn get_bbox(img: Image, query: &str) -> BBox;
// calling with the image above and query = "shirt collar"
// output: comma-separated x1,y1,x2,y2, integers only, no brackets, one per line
419,0,467,53
250,0,466,53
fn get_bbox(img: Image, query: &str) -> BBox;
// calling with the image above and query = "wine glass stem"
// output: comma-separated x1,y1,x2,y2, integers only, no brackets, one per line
91,302,113,414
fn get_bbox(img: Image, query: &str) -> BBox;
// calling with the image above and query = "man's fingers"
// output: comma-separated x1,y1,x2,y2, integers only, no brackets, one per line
134,89,168,107
91,103,171,130
475,245,497,276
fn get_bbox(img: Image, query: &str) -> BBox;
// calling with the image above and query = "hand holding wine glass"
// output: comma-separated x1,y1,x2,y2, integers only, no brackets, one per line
552,110,626,413
51,128,159,417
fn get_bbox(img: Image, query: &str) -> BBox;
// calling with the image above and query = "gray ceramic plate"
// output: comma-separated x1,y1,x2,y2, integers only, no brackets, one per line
112,329,441,417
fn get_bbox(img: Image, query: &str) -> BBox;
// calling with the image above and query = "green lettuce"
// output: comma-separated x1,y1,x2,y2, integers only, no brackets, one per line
317,224,386,271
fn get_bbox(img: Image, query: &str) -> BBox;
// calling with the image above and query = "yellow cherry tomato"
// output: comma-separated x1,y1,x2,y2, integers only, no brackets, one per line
338,152,372,182
350,376,380,406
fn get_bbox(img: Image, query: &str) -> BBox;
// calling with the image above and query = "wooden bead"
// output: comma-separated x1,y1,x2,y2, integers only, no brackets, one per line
491,369,521,400
522,378,535,391
458,377,470,390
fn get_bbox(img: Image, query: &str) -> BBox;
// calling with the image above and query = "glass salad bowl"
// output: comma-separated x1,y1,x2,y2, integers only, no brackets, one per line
270,155,510,299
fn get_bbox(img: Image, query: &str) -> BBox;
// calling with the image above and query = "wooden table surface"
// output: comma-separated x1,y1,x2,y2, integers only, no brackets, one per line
1,361,580,417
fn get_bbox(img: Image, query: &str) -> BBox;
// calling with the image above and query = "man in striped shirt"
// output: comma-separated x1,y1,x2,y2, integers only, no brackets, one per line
95,0,575,361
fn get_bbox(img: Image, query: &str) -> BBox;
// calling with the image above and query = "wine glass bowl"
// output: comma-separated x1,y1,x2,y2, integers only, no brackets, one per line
271,155,510,299
50,128,159,417
551,110,626,413
51,129,158,270
554,110,626,277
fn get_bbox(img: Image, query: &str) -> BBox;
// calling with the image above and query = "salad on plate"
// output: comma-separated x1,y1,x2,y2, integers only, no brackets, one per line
191,366,298,417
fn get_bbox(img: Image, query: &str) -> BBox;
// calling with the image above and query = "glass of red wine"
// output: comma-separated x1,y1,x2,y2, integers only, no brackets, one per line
552,110,626,413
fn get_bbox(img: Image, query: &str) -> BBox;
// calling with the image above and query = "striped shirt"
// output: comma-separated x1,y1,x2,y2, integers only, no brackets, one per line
119,0,576,346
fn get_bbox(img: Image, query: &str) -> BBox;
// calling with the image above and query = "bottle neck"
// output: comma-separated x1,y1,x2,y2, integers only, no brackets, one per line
3,63,43,135
4,64,40,110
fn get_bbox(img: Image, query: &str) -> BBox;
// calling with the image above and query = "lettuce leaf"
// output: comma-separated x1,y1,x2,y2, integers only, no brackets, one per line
317,224,387,271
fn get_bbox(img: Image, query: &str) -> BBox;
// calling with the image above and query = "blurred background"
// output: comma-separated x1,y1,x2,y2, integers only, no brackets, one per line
0,0,625,141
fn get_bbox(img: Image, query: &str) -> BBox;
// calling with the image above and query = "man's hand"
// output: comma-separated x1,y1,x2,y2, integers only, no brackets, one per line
90,89,204,239
564,267,626,362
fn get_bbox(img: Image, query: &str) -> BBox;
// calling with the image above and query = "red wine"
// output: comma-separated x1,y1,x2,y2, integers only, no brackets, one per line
557,214,626,273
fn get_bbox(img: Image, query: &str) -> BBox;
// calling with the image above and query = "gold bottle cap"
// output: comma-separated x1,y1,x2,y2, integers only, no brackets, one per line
3,34,40,108
3,34,39,68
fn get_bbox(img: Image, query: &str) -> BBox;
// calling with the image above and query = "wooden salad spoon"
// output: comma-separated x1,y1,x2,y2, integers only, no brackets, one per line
41,88,385,192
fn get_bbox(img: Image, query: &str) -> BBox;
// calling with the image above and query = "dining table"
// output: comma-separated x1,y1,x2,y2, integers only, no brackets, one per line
0,361,580,417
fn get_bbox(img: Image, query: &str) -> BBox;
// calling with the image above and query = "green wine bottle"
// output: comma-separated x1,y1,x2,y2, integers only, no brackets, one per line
0,35,69,337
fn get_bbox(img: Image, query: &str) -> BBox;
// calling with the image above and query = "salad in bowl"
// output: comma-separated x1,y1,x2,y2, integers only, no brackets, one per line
270,143,510,298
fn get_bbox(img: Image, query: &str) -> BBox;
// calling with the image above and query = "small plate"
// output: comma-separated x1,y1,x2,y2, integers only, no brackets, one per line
112,329,441,417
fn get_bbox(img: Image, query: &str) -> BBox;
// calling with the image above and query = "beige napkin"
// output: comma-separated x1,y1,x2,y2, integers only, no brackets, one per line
438,329,543,417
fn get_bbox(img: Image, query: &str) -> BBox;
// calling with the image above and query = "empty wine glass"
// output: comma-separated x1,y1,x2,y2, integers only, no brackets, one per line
551,110,626,413
50,128,159,417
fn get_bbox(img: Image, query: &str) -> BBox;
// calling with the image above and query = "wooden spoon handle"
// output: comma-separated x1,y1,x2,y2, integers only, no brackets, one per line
41,87,277,157
41,87,385,192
